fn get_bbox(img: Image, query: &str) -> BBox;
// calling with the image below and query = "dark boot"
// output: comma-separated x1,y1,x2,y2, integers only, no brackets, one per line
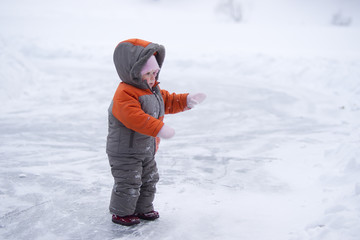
135,211,159,221
112,214,140,226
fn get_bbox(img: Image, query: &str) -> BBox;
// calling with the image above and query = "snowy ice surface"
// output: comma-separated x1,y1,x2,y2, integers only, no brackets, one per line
1,0,360,239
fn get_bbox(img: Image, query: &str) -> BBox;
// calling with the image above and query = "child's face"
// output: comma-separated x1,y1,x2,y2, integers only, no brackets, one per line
142,70,159,88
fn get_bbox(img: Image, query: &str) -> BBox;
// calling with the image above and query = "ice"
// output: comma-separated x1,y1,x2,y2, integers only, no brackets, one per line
1,0,360,239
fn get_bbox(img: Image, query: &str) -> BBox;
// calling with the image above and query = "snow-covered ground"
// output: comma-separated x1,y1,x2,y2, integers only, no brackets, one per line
1,0,360,239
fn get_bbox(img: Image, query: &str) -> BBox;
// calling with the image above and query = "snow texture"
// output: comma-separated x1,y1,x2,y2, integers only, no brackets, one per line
1,0,360,239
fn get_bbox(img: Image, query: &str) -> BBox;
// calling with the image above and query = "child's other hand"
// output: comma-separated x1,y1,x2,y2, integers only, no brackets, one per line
187,93,207,109
157,125,175,139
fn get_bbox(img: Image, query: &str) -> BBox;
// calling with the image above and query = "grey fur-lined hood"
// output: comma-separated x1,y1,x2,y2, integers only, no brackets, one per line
113,39,165,89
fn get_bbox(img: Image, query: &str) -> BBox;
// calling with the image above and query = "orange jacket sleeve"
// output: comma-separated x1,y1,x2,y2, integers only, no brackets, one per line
161,89,189,114
112,84,164,137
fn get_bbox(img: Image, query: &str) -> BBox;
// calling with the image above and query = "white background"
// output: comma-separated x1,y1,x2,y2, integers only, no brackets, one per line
1,0,360,239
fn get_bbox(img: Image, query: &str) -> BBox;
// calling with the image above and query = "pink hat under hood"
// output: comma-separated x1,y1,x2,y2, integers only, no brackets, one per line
141,55,160,76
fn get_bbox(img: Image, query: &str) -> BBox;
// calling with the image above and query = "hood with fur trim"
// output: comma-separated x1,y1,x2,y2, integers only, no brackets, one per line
113,39,165,90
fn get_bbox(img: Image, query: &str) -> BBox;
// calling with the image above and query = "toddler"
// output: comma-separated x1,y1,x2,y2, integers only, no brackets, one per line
106,39,206,226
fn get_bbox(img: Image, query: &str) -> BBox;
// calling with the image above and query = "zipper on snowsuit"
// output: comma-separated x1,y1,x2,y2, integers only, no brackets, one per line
129,130,135,148
149,84,162,155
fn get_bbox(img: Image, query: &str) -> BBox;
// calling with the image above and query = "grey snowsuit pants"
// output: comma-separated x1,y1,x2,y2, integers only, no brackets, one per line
108,154,160,216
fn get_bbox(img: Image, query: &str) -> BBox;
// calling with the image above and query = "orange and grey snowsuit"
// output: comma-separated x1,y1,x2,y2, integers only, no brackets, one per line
106,39,188,216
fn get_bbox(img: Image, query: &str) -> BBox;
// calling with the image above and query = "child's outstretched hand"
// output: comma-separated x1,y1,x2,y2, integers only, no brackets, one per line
187,93,207,109
157,124,175,139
